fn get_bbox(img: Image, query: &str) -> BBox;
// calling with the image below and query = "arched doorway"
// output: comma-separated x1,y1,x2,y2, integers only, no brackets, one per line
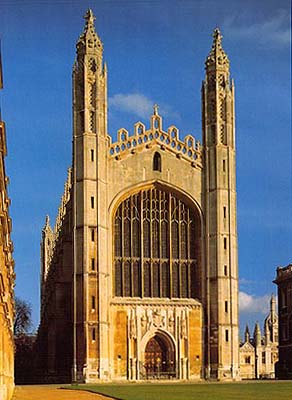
143,334,175,379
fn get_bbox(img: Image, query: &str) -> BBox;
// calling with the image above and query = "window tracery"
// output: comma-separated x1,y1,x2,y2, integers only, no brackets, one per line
113,187,199,299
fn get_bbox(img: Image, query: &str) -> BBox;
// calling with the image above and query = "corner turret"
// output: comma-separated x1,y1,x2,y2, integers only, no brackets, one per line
72,8,109,381
202,28,239,379
202,28,234,148
73,8,107,137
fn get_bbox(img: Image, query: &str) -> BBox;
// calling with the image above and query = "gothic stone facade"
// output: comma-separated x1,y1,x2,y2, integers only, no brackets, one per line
0,61,15,399
240,295,278,379
274,263,292,378
36,10,239,382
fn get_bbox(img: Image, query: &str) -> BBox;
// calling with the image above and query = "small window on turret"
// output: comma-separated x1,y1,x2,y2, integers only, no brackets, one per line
91,229,95,242
223,159,226,172
225,301,228,313
224,237,227,250
224,265,228,276
153,152,161,172
223,207,226,218
91,149,94,162
225,329,229,342
92,295,96,310
92,328,96,341
91,196,95,209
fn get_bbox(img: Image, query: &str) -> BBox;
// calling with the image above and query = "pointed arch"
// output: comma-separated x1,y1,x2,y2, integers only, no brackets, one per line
111,183,202,300
153,152,161,172
140,329,176,378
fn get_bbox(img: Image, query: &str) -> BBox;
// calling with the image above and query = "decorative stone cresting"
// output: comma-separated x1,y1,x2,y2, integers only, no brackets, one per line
108,107,202,168
45,167,72,264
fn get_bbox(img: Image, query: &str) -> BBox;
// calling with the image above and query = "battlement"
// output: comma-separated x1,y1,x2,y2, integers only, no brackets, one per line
108,109,202,168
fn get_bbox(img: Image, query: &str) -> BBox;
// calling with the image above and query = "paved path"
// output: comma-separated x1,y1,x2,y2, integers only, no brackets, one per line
13,385,113,400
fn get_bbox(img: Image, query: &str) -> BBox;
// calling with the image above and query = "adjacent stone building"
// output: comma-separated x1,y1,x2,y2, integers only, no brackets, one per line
274,263,292,378
240,295,278,379
36,10,240,382
0,52,15,400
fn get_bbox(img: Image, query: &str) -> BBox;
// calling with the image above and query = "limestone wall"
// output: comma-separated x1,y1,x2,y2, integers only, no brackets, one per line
0,120,15,399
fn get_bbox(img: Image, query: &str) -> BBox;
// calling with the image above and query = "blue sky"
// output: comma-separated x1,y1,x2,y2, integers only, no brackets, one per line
0,0,291,337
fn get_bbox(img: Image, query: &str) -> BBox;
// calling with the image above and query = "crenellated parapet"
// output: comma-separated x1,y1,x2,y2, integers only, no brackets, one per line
108,107,202,168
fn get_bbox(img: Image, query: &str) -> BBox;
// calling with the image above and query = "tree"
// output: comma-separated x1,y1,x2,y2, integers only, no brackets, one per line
14,297,32,336
14,297,35,384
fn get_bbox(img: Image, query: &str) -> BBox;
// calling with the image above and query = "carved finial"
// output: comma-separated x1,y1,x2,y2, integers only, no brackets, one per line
84,9,96,27
270,293,276,315
254,321,261,346
42,214,52,233
244,325,250,342
153,104,159,115
213,27,222,45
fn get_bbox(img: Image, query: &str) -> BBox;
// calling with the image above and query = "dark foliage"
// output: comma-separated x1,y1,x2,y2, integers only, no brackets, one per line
14,297,32,336
14,334,36,384
14,297,35,383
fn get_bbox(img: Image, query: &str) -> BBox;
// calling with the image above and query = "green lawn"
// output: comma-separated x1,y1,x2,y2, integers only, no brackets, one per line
66,381,292,400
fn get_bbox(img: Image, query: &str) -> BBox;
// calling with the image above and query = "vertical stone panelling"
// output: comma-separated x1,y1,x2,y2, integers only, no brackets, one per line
113,310,127,378
188,308,202,378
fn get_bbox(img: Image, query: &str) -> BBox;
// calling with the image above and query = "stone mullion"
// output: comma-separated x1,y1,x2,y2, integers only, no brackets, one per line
150,189,153,297
121,202,124,296
141,192,144,298
130,195,134,297
178,199,181,298
187,208,191,298
166,196,170,298
169,192,173,298
159,190,162,297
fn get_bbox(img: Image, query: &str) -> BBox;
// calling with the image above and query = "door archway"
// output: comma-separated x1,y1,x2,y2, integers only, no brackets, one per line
143,333,175,379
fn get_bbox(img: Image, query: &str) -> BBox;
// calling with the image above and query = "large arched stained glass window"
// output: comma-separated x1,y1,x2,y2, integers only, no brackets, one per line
113,187,200,299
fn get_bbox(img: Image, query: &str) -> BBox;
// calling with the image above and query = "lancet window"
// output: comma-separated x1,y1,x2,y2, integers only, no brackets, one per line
113,187,199,298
